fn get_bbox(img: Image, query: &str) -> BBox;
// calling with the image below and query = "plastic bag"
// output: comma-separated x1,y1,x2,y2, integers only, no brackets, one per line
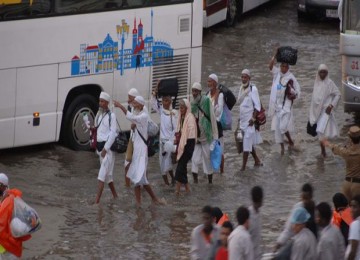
10,197,41,238
220,104,232,130
148,119,159,137
210,140,222,172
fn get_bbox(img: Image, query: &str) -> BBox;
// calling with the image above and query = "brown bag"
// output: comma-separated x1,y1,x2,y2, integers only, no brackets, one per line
125,140,134,162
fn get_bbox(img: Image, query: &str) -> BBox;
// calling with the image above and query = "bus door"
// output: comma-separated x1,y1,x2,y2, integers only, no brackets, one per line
0,69,16,149
14,65,59,146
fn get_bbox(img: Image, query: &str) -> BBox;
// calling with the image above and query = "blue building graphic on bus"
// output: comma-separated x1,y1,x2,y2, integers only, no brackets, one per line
71,10,173,76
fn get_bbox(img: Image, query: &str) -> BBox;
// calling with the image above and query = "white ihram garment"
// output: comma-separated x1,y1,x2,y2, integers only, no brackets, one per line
126,109,149,186
151,96,177,175
269,67,300,144
95,111,117,183
238,84,262,152
309,65,341,140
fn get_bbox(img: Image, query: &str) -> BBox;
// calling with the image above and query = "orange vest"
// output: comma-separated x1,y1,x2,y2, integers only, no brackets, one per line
0,189,31,257
332,207,353,227
217,213,230,226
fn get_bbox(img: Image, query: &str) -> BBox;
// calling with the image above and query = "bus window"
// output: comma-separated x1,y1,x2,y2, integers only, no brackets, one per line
0,0,51,20
345,0,360,33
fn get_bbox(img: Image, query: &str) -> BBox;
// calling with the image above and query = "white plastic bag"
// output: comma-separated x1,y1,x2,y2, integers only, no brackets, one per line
10,197,41,238
148,118,159,137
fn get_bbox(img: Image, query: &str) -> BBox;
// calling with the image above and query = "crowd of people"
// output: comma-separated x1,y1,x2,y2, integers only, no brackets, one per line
190,184,360,260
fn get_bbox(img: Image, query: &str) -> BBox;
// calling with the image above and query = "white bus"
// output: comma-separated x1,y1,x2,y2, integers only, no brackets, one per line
203,0,272,28
339,0,360,112
0,0,202,150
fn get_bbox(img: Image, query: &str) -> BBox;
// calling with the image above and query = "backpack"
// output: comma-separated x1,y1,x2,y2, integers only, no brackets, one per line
218,84,236,111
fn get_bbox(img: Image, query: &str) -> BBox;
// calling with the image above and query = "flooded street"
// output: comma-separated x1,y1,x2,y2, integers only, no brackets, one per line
0,0,355,259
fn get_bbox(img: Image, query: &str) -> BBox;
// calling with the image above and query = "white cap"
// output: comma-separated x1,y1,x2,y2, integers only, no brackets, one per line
128,88,139,97
241,69,251,77
208,74,218,84
0,173,9,186
134,96,145,106
99,91,111,102
191,82,202,91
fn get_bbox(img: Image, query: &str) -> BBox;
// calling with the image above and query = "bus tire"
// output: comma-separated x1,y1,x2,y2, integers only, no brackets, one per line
61,94,98,151
225,0,237,27
236,0,243,20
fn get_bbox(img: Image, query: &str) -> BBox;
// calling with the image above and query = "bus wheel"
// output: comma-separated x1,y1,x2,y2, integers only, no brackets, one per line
62,94,98,151
236,0,243,20
225,0,237,27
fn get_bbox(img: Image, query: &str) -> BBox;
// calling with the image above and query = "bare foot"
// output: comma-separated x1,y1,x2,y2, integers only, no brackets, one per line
153,198,166,205
254,162,263,167
240,167,246,171
280,148,285,155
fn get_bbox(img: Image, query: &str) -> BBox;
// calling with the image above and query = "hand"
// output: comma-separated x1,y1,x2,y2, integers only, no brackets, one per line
249,118,255,126
113,100,121,108
131,123,136,130
325,105,333,115
273,243,281,253
101,148,107,158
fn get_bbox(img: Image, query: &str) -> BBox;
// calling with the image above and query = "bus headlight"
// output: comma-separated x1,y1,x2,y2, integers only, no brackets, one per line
347,76,355,84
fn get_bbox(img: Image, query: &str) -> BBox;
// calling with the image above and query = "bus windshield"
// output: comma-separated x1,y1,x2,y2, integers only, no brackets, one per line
343,0,360,33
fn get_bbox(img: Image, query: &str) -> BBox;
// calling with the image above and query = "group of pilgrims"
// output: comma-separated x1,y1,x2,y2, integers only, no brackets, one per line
89,51,358,259
190,184,360,260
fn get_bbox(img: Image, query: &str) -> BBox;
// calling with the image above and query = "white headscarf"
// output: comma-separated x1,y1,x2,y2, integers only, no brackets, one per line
309,64,338,125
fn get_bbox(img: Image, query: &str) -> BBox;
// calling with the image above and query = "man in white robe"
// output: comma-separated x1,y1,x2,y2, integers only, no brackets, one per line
237,69,262,170
151,90,177,186
228,206,254,260
94,91,118,204
123,88,139,187
114,96,162,207
207,73,225,173
269,56,301,155
309,64,341,157
315,202,345,260
289,207,317,260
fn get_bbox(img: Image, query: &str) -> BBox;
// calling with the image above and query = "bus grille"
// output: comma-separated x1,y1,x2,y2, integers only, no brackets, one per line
152,54,190,109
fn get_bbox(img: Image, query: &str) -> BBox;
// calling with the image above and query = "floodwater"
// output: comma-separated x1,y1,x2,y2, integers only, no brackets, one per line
0,0,355,259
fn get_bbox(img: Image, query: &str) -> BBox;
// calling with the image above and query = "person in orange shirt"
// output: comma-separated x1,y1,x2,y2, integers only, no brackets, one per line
212,207,230,226
332,192,353,245
0,173,31,259
215,221,233,260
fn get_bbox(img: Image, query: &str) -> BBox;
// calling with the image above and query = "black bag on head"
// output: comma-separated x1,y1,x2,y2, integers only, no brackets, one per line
307,121,317,137
218,84,236,111
276,46,298,65
157,78,179,108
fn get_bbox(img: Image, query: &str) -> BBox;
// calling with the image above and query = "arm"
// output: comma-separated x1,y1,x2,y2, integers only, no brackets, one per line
276,204,297,246
104,112,117,152
150,93,161,114
190,228,201,260
209,99,219,140
215,92,224,119
269,56,276,71
126,110,148,125
348,240,359,260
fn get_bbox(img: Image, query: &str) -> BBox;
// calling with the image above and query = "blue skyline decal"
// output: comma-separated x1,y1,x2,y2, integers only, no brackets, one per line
71,10,174,76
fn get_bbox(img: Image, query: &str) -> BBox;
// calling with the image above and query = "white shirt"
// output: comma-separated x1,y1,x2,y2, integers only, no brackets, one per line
207,91,224,122
238,84,261,130
96,111,117,151
291,228,317,260
317,224,345,260
228,225,254,260
248,205,262,260
190,224,220,260
151,96,177,140
346,218,360,260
